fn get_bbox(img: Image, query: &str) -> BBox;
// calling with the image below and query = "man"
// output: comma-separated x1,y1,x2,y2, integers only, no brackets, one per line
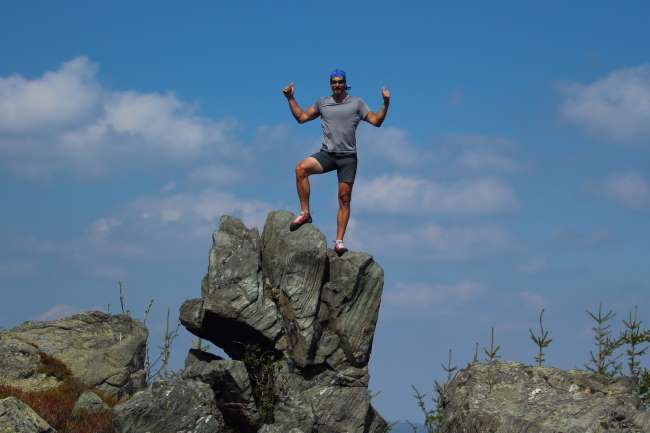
282,69,390,255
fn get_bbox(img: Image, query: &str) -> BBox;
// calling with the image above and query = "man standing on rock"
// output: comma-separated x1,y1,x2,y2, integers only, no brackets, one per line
282,69,390,255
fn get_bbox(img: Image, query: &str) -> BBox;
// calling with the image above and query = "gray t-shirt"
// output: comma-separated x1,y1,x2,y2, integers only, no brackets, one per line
314,95,370,154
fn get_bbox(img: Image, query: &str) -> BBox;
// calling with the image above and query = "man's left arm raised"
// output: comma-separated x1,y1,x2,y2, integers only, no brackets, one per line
365,87,390,127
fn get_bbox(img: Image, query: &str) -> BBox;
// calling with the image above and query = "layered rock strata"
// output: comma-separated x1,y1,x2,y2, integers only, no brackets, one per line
180,210,387,433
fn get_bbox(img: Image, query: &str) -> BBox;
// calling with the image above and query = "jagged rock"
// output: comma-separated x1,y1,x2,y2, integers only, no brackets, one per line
179,210,388,433
0,396,56,433
181,215,283,360
261,210,327,368
316,250,384,377
182,348,259,433
440,361,650,433
268,362,386,433
112,377,226,433
71,390,109,417
0,311,147,400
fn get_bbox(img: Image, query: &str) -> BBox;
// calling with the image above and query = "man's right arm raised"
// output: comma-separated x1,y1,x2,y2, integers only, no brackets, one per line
283,82,319,124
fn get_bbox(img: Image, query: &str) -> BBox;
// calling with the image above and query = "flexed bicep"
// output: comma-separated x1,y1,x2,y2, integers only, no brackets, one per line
299,105,320,123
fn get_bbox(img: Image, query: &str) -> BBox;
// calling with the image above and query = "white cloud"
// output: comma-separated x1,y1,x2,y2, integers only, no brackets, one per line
517,257,546,274
37,304,81,321
551,227,618,249
0,57,236,178
87,217,122,240
358,126,426,167
519,291,547,310
0,57,99,133
561,65,650,143
354,175,518,214
187,164,242,186
432,134,523,174
348,222,514,260
385,280,483,309
122,189,276,239
457,149,521,173
602,172,650,208
0,261,35,278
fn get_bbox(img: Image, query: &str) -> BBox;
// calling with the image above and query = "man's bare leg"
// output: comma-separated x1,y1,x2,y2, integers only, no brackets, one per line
295,157,323,215
336,181,353,241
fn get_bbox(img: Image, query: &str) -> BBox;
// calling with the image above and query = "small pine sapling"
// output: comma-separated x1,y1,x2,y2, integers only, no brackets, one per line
585,303,623,377
483,327,501,362
620,306,648,382
408,349,457,433
483,327,501,394
529,308,552,367
442,349,458,382
409,385,442,433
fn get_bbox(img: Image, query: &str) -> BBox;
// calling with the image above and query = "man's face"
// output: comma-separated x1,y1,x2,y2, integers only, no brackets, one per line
330,76,346,96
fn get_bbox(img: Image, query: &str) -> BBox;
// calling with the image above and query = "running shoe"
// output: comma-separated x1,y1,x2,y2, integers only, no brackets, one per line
289,212,312,231
334,240,348,256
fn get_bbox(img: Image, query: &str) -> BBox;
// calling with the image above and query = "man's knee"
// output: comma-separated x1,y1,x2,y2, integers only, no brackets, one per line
338,192,352,208
295,162,309,178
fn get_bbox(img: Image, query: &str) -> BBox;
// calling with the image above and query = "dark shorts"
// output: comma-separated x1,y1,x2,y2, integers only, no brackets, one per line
310,150,358,183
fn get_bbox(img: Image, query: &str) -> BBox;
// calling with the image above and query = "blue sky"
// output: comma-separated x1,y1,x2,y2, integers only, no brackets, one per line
1,1,650,422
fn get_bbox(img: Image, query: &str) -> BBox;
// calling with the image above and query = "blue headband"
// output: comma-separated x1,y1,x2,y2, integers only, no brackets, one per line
330,69,351,90
330,69,346,80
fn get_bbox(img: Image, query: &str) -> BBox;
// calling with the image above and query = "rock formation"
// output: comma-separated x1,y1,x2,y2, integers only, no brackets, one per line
112,378,225,433
179,210,388,433
70,390,110,418
0,311,147,400
0,397,56,433
440,361,650,433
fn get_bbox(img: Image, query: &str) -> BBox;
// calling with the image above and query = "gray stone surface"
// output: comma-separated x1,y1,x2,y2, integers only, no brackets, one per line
181,215,282,360
179,211,388,433
71,390,109,417
317,250,384,376
0,397,56,433
0,334,60,393
440,361,650,433
261,210,327,368
182,348,259,432
112,377,225,433
267,361,386,433
1,311,147,399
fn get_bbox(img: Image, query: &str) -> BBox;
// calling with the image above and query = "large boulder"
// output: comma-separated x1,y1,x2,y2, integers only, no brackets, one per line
440,361,650,433
112,377,226,433
181,215,283,360
179,210,388,433
0,397,56,433
182,348,259,433
0,311,147,400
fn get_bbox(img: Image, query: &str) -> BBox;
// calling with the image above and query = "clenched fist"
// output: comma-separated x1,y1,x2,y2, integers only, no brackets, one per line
283,82,295,99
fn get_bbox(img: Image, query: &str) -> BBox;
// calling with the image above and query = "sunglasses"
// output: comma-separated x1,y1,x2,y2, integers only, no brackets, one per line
330,79,346,85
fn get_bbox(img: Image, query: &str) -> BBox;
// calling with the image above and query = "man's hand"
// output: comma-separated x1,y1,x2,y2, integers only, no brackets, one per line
283,82,295,99
381,86,390,104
